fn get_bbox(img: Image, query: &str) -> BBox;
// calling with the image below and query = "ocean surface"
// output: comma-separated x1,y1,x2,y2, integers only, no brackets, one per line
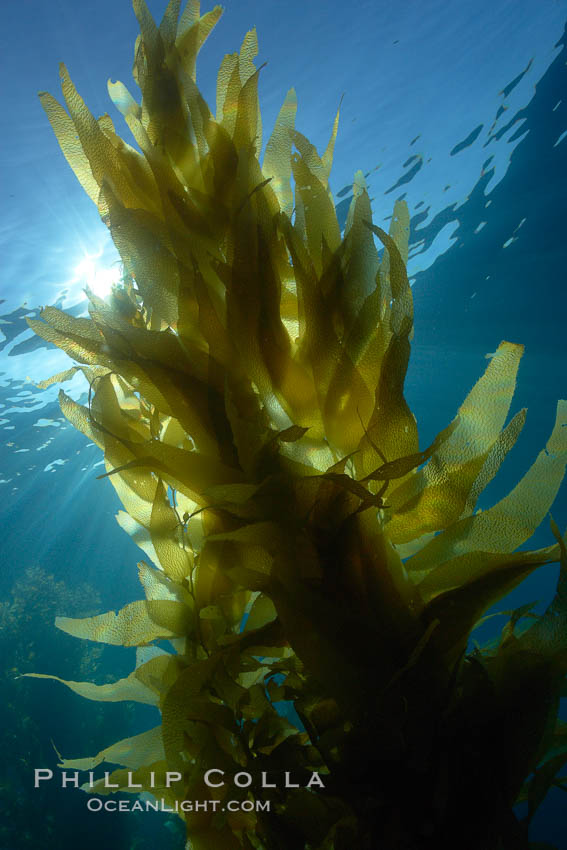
1,0,566,847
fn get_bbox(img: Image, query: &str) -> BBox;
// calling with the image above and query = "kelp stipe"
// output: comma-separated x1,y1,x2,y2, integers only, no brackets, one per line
27,1,567,848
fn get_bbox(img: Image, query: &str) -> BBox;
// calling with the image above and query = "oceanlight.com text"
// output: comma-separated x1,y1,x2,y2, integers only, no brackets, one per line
86,797,271,814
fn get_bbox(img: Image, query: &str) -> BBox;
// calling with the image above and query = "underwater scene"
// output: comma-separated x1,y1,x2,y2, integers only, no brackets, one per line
1,0,567,848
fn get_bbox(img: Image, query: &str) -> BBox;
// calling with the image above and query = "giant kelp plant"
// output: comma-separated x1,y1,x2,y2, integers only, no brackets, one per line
28,1,567,848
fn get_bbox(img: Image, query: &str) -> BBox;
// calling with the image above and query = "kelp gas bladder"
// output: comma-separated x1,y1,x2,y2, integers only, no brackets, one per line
28,1,567,848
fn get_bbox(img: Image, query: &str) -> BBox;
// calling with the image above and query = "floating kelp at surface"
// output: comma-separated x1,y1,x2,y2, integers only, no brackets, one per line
27,1,567,847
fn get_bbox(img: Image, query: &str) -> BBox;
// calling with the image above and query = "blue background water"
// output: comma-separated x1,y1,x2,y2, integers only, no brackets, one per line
0,0,566,847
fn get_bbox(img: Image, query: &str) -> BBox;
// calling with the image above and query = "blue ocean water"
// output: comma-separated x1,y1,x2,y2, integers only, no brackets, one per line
0,1,566,847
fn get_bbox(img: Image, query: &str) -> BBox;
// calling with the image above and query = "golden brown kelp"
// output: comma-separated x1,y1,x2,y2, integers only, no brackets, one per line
28,1,567,847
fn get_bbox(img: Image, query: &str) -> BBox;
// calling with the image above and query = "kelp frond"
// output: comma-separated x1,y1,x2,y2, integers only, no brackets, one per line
28,2,567,848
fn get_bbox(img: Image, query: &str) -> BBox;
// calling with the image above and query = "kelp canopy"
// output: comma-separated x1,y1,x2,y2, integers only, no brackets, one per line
28,1,567,848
